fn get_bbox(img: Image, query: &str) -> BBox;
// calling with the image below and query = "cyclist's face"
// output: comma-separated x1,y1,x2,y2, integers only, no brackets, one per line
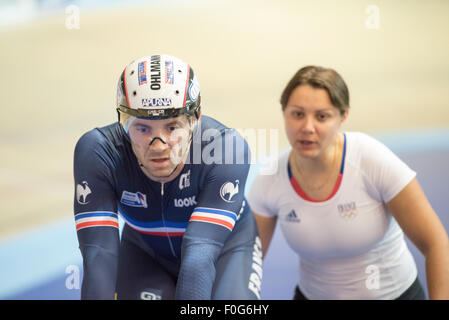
128,115,192,180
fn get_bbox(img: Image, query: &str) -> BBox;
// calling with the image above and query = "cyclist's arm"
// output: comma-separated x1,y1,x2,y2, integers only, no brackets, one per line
175,132,250,300
74,130,120,300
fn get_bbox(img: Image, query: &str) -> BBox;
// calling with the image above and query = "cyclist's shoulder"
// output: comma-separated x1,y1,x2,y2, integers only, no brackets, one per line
197,115,226,133
76,123,122,150
196,115,247,144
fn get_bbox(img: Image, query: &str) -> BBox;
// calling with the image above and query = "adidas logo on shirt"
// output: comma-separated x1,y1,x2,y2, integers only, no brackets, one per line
285,210,301,223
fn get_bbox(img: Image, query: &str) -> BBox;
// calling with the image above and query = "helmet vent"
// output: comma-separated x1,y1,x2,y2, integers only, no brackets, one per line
133,91,137,96
175,90,180,95
130,70,134,75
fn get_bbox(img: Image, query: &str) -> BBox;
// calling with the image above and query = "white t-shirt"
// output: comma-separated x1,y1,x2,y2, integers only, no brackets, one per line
247,132,418,299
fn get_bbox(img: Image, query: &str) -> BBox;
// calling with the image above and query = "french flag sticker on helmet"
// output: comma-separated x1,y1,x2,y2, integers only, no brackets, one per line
165,60,174,85
138,61,147,86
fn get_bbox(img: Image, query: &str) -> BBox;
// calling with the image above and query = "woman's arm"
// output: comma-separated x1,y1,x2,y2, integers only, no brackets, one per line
254,213,277,258
387,178,449,299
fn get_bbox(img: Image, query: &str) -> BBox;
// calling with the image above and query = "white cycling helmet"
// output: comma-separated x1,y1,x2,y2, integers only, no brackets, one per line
116,54,201,120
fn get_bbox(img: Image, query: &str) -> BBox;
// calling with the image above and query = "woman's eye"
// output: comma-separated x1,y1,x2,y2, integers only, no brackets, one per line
292,111,303,118
317,113,329,121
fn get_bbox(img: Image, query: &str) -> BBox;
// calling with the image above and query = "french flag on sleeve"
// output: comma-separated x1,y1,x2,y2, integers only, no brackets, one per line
189,207,237,232
75,212,119,231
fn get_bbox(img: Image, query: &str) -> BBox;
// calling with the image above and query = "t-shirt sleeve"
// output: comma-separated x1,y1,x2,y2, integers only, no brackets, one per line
73,129,120,299
246,169,279,218
359,133,416,203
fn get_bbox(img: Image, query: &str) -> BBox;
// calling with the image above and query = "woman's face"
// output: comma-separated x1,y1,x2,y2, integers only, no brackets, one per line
283,85,347,160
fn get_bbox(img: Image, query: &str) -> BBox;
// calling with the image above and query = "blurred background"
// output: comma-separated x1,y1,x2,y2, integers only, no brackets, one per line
0,0,448,299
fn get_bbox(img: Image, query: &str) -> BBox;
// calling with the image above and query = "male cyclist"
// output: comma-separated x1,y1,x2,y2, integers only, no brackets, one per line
73,54,262,300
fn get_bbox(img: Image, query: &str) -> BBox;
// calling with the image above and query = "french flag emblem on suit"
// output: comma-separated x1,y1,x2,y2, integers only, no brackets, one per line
189,207,237,231
75,212,119,231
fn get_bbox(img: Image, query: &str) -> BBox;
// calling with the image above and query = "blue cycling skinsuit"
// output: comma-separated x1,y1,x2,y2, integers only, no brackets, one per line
73,115,262,300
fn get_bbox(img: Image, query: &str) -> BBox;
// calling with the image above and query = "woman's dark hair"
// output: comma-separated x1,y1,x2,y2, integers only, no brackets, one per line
280,66,350,115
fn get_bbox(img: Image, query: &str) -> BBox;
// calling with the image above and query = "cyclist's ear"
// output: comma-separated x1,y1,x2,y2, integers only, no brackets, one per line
196,109,202,121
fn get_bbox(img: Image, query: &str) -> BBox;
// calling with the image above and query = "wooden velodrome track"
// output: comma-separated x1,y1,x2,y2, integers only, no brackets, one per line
0,0,448,299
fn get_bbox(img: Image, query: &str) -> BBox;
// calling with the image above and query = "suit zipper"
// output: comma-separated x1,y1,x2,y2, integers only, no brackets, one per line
161,182,177,258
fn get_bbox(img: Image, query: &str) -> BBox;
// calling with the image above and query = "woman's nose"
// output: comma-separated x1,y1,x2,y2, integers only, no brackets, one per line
300,116,315,134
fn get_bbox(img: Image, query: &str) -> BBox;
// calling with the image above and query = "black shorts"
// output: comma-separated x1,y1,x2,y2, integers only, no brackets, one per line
115,210,261,300
293,276,426,300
